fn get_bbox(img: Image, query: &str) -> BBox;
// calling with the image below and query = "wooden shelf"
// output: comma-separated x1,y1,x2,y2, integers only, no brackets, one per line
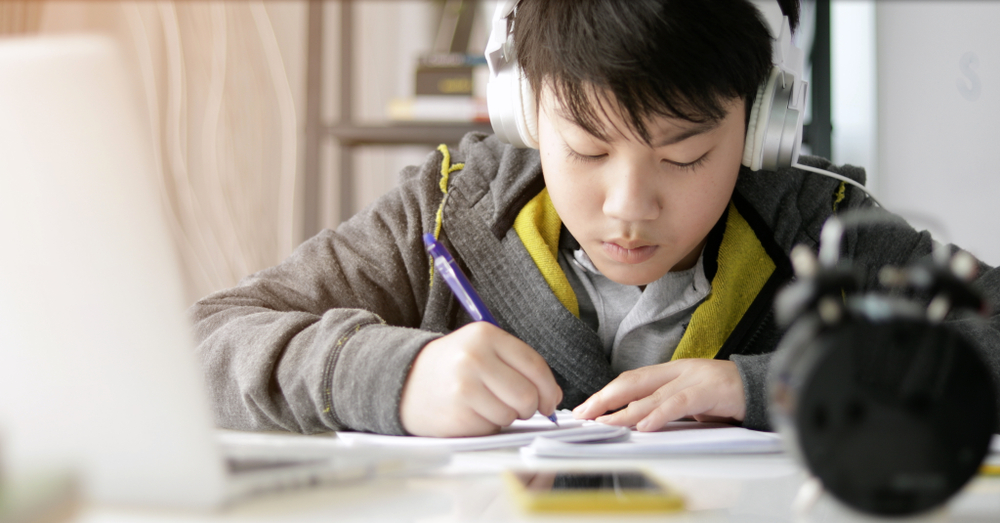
324,122,494,146
303,0,495,236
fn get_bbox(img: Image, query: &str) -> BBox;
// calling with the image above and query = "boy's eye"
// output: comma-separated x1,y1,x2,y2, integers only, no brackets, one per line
664,152,709,172
564,145,607,164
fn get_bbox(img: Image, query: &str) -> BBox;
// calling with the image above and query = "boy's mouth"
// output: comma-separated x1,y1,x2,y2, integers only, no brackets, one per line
602,241,657,264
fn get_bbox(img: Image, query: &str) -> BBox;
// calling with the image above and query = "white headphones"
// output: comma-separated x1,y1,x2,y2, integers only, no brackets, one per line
484,0,808,172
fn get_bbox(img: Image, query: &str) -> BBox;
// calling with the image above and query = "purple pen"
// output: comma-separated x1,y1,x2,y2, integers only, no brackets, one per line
422,232,559,426
423,232,498,325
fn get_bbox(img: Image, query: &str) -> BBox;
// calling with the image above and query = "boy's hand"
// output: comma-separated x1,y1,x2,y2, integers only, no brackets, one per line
400,322,563,437
571,359,745,431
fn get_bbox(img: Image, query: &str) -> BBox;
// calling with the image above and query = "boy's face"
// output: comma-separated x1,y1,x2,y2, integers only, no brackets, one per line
538,85,746,286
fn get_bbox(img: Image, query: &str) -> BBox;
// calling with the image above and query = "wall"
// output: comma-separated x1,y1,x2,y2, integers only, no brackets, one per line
877,1,1000,263
831,0,876,188
39,1,302,304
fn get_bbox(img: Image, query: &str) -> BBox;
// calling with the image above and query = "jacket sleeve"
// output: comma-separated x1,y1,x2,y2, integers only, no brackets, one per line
730,352,773,430
189,152,447,436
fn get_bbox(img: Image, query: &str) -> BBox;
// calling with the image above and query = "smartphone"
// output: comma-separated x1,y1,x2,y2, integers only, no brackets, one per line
503,470,684,513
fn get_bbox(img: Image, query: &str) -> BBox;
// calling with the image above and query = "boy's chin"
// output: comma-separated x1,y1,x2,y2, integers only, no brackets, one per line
595,264,667,287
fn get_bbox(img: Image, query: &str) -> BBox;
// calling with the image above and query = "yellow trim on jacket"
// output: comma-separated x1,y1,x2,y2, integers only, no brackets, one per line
429,144,465,287
671,202,775,360
512,188,580,318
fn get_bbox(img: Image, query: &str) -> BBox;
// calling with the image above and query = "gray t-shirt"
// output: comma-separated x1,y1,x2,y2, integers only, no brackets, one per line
559,248,711,374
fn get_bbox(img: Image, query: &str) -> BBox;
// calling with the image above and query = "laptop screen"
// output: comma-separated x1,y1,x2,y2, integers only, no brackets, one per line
0,35,227,508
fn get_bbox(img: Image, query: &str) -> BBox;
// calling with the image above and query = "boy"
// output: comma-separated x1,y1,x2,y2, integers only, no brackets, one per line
191,0,1000,437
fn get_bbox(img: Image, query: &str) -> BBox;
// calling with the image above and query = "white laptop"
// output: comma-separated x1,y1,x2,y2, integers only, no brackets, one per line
0,35,445,509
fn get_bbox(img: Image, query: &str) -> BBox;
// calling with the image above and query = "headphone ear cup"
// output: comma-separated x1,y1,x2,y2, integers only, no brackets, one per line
742,82,766,170
486,61,538,149
487,63,515,145
743,66,781,171
517,70,538,148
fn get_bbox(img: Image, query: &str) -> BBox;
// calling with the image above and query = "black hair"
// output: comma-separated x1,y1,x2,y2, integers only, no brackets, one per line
513,0,800,143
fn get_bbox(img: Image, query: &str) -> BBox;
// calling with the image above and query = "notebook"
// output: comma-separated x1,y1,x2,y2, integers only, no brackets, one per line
0,34,444,510
337,411,630,452
520,421,784,458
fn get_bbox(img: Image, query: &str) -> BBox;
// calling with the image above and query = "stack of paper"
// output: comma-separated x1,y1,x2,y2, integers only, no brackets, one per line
336,412,784,457
522,421,784,458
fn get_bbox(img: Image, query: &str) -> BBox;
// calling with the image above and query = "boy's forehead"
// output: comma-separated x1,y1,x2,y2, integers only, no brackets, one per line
648,120,722,147
544,88,725,145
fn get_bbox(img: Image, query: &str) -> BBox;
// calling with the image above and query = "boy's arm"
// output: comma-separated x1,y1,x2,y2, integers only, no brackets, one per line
190,161,443,436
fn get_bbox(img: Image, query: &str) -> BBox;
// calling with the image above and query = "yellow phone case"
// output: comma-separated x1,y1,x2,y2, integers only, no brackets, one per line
503,470,685,513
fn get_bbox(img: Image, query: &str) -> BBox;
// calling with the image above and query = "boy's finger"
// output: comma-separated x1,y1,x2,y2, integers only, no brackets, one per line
635,387,713,431
493,335,563,415
479,353,542,420
593,396,656,427
462,378,524,428
595,377,696,428
436,408,504,438
574,364,682,419
573,385,637,421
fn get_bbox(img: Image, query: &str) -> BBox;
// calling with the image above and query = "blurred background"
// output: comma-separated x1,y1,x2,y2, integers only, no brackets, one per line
0,0,996,305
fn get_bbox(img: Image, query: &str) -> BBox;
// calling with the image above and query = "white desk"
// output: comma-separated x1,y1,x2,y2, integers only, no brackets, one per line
75,449,1000,523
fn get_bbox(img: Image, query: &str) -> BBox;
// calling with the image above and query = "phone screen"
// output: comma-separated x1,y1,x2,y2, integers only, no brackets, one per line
505,470,684,513
511,471,663,493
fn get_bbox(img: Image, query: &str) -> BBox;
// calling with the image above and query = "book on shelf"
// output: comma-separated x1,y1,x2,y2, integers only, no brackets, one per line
415,52,489,98
387,96,489,123
418,53,487,68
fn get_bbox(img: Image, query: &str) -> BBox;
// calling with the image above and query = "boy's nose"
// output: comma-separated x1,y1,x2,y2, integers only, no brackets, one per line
602,168,660,223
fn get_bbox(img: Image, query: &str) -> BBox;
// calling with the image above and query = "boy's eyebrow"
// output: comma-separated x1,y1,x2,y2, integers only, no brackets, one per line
551,102,720,146
653,121,720,147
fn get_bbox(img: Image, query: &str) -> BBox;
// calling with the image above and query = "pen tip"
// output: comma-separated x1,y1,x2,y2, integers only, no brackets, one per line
547,412,559,426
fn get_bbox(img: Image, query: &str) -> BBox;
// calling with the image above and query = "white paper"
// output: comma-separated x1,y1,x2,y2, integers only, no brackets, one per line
521,421,784,458
336,411,629,452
